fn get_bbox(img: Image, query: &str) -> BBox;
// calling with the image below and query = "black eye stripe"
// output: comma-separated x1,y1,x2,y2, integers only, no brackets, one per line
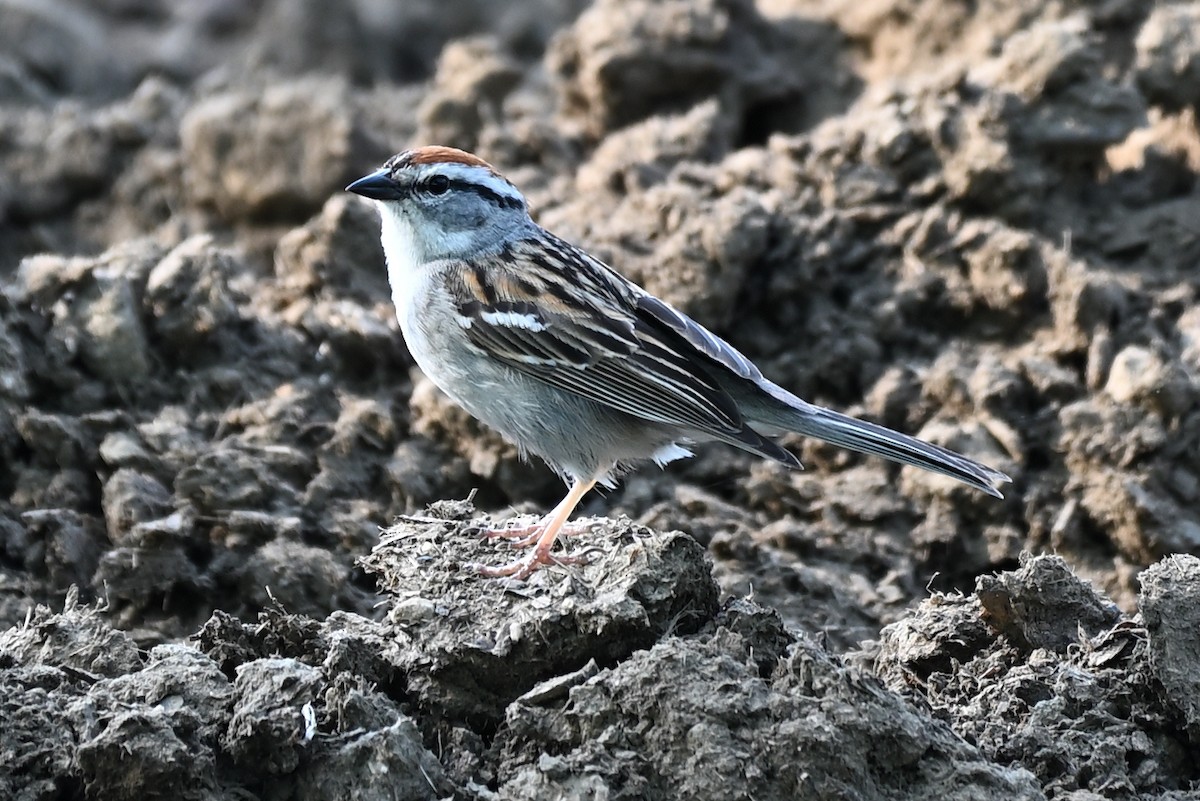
421,177,522,210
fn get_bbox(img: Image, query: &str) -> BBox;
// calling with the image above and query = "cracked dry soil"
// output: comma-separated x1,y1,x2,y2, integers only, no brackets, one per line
2,0,1200,799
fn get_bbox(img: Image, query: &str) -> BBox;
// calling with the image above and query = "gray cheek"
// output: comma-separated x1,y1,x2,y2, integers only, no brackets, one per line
448,199,490,232
438,197,474,226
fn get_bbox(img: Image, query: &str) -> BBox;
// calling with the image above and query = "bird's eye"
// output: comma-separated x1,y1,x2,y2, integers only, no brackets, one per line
424,175,451,195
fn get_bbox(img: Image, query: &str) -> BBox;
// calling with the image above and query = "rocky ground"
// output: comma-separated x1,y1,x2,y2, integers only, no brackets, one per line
1,0,1199,798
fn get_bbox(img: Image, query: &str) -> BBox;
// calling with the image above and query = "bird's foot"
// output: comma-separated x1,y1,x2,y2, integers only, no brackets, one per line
477,522,543,544
476,520,595,550
471,546,591,580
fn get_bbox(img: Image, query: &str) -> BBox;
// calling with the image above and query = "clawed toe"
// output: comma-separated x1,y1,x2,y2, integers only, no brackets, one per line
477,522,542,541
471,548,593,579
469,478,599,580
476,519,597,551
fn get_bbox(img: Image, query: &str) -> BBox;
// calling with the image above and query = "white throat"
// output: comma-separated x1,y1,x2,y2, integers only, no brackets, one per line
376,203,430,315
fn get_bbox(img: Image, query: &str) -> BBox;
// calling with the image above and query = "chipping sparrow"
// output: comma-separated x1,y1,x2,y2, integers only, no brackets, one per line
347,146,1011,579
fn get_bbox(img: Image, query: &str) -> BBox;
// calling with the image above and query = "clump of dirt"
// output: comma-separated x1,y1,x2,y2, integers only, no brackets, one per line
7,522,1200,799
358,500,721,723
2,0,1200,798
877,554,1200,798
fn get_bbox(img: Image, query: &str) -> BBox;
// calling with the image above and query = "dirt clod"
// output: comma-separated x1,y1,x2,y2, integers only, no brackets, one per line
360,503,720,723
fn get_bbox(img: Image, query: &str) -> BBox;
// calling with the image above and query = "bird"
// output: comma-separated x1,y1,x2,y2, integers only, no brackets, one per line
346,146,1011,579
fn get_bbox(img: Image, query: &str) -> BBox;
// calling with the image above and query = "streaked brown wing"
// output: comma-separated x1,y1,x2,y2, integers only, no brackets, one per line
448,264,745,437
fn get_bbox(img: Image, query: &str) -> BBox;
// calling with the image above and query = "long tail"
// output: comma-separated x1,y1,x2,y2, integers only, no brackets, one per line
752,387,1012,497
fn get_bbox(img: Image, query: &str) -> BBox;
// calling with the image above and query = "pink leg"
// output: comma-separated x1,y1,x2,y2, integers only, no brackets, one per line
476,489,597,549
475,478,597,579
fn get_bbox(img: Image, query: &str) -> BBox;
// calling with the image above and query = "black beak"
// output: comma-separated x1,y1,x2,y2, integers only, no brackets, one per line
346,168,403,200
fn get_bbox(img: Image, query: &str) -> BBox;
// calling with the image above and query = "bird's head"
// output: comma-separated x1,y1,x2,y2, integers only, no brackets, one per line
346,146,529,262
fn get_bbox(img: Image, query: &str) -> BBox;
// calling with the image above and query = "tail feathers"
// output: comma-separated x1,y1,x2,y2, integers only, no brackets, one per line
781,404,1012,498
